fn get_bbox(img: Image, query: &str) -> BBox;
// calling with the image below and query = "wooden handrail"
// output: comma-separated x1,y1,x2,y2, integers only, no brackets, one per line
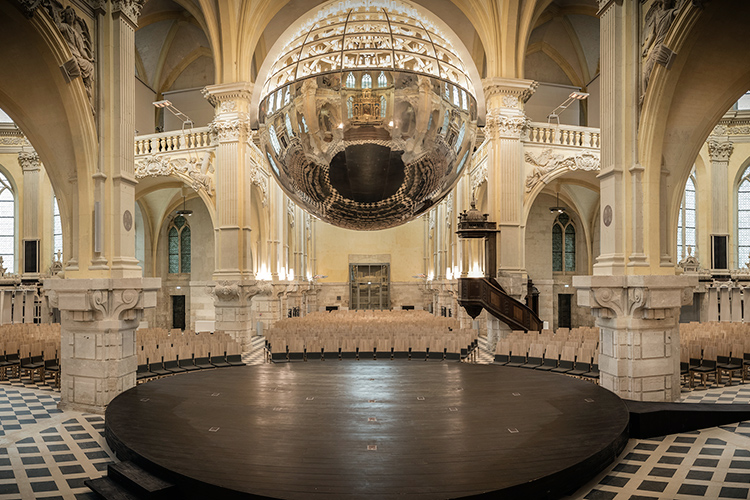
458,277,543,332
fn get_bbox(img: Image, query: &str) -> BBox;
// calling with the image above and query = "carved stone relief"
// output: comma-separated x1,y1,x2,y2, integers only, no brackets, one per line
524,148,600,192
135,154,214,196
641,0,683,99
707,140,734,162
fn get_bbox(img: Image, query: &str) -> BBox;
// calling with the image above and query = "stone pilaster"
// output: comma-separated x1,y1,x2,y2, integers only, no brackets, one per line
19,152,41,274
209,280,273,348
708,139,733,265
595,0,627,274
573,274,696,401
482,77,537,297
203,82,256,280
44,277,160,413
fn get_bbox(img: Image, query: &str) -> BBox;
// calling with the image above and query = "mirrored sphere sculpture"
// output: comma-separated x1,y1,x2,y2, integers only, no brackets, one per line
259,5,478,230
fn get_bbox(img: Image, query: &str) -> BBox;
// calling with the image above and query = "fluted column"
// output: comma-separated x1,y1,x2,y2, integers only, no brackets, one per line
708,140,733,268
482,78,537,297
18,152,41,274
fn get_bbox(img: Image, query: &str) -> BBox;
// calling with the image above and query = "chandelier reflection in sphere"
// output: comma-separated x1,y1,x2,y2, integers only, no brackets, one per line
259,2,478,230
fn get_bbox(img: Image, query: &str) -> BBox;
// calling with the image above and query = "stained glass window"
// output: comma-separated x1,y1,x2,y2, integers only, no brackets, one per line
552,224,562,272
380,95,386,118
346,72,355,88
739,170,750,265
362,73,372,89
347,96,354,119
0,172,14,273
168,215,190,274
52,196,62,260
677,173,697,261
168,227,179,273
552,213,575,272
378,71,387,88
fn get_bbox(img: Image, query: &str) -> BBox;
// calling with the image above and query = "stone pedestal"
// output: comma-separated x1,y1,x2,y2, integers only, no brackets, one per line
44,277,160,413
209,280,273,349
573,275,696,402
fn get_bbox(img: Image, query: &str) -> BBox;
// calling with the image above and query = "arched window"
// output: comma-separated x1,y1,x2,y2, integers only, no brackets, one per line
455,123,465,152
380,95,386,118
168,215,190,274
552,213,575,272
377,71,387,87
461,89,468,111
52,196,62,260
0,172,14,273
268,124,281,155
347,96,354,119
362,73,372,89
444,82,450,100
346,72,356,88
738,167,750,264
284,87,290,105
677,173,696,261
285,114,294,137
453,85,460,107
441,110,450,135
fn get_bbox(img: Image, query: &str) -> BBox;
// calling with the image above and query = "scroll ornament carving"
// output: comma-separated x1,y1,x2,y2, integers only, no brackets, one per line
590,287,649,319
0,136,30,146
18,151,41,171
89,288,141,321
210,280,274,304
712,124,750,136
135,155,214,196
641,0,683,99
249,164,268,207
287,199,296,228
524,149,600,192
211,281,240,302
707,140,734,162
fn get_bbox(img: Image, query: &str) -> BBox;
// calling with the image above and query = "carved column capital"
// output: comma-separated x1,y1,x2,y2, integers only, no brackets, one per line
208,117,252,143
485,110,529,139
708,139,734,162
481,78,538,108
111,0,145,27
18,151,41,171
573,275,696,320
43,277,160,323
202,82,255,109
208,280,273,305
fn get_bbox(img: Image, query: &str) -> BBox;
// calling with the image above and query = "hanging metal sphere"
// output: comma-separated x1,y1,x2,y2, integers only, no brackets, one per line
259,5,478,230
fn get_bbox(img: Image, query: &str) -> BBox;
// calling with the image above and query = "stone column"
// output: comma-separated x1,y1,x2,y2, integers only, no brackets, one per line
482,78,537,297
573,275,696,401
18,152,41,274
707,285,719,322
209,280,272,348
595,0,628,274
44,277,160,413
708,140,733,267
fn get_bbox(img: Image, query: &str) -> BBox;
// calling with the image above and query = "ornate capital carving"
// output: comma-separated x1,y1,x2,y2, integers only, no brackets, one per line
18,151,41,171
708,140,733,162
209,117,251,143
209,280,273,305
43,277,160,323
485,110,529,139
202,82,254,108
525,148,601,192
481,78,538,107
112,0,145,26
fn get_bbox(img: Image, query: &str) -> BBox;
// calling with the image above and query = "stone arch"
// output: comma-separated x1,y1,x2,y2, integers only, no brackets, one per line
0,4,97,275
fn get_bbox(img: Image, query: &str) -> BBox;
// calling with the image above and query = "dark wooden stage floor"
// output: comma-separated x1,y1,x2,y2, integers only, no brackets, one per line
105,362,629,499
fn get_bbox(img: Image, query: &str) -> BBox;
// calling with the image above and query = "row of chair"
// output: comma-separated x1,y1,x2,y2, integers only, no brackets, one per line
680,343,748,388
137,351,244,381
494,342,600,382
0,341,60,387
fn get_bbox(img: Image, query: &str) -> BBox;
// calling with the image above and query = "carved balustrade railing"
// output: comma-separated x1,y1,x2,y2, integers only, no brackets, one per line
135,127,213,156
525,122,601,149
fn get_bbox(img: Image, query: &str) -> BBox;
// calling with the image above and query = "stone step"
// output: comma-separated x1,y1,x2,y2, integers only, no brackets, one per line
107,461,176,499
84,476,141,500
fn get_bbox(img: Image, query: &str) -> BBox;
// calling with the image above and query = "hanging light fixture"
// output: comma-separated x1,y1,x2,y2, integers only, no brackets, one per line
176,194,193,216
549,191,566,214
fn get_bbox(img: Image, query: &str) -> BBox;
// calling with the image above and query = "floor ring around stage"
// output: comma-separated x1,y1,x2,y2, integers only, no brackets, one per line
104,362,629,499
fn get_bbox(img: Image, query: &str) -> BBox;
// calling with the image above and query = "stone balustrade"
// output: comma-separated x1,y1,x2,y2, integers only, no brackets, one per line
134,127,213,156
525,122,601,149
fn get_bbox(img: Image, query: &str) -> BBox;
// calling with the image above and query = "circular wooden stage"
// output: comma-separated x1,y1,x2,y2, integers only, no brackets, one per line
105,363,629,499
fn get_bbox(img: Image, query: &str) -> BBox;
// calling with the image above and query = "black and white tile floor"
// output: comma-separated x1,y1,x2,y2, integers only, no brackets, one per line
4,344,750,499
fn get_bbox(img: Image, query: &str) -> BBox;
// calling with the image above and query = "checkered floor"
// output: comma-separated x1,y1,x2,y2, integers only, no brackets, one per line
3,340,750,499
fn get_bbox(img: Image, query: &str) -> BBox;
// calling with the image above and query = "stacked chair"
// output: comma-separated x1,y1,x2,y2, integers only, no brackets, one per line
0,324,61,387
493,327,601,383
135,328,245,383
265,310,477,363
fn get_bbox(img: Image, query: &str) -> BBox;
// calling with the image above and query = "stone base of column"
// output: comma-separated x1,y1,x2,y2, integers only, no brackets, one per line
44,277,160,414
209,280,273,350
573,275,696,402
